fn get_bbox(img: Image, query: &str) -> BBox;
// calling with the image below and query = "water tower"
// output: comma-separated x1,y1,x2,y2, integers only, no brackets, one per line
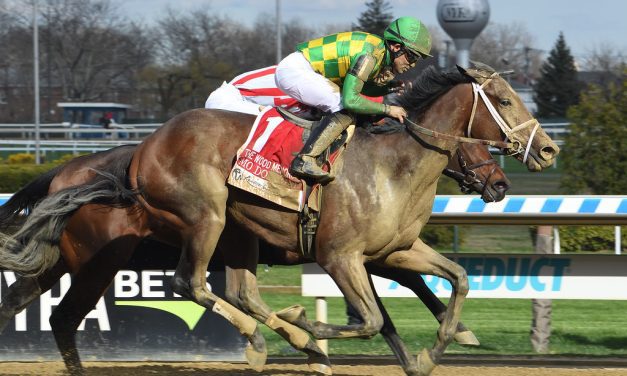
436,0,490,67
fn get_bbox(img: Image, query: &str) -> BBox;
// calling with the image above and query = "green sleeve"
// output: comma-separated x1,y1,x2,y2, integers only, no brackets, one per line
342,73,387,114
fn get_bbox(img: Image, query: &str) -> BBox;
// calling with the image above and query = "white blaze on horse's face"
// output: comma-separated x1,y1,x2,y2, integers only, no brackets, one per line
462,67,560,172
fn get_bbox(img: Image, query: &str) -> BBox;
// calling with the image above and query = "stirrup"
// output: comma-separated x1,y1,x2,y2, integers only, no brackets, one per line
290,156,333,183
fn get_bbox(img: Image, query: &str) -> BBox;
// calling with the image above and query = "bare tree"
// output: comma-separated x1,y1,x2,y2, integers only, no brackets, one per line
148,9,242,117
582,43,625,72
148,9,317,118
471,22,542,84
0,2,37,121
39,0,152,102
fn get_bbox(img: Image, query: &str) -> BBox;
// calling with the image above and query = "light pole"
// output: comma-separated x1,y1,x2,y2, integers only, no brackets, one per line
33,0,41,164
276,0,282,64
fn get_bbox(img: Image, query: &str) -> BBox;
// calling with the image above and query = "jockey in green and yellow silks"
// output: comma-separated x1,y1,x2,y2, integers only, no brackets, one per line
275,16,432,183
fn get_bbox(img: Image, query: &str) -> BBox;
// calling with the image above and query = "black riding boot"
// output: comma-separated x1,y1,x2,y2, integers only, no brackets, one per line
289,112,354,182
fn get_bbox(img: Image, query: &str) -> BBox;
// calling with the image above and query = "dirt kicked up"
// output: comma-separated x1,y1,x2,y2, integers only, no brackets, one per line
0,362,626,376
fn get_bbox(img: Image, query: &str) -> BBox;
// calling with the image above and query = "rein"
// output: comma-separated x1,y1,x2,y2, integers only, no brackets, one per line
443,152,498,194
404,118,512,149
405,72,540,163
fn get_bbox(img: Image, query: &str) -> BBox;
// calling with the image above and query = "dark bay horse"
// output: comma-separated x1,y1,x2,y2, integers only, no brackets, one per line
0,64,558,375
0,139,507,376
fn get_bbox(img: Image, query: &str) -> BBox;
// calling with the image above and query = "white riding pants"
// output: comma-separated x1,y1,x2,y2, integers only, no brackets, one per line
274,51,342,113
204,81,263,115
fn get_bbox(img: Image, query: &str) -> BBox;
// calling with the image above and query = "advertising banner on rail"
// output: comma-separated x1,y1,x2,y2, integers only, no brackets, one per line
302,254,627,300
0,241,247,361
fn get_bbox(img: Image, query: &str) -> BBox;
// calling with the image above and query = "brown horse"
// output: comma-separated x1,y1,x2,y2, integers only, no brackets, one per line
126,65,556,375
0,64,558,375
0,139,507,376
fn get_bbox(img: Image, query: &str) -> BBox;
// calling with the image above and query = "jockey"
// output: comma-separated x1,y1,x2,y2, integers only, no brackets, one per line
205,66,313,116
275,16,432,182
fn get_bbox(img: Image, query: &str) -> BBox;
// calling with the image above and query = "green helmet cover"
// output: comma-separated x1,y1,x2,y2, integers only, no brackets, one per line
384,16,432,58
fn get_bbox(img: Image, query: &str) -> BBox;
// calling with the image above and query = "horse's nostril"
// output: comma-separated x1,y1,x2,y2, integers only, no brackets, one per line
494,181,510,192
540,145,559,160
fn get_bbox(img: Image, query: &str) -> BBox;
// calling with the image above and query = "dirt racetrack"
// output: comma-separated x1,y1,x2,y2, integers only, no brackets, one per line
1,362,626,376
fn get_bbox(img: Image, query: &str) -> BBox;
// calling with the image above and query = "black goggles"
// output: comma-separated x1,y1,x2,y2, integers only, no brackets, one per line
402,47,420,65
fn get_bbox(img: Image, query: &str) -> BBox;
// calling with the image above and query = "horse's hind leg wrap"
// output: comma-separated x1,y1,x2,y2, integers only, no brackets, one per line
265,312,310,348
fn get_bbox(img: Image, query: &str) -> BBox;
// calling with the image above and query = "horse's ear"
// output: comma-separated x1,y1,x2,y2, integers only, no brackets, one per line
469,60,496,73
457,65,478,83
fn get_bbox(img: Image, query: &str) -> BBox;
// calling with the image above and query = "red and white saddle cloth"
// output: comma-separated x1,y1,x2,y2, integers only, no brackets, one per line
227,107,353,211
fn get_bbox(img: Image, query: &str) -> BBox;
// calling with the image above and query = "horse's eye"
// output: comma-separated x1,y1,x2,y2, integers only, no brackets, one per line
500,99,512,106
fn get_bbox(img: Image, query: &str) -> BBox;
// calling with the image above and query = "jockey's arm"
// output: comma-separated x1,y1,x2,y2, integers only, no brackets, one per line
341,54,389,115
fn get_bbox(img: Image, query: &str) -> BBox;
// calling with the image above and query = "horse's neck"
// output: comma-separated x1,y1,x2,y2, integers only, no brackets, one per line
398,84,471,185
422,84,470,137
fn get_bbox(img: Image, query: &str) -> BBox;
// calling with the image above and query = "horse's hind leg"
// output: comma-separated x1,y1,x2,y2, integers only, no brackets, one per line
0,260,66,333
49,238,137,376
219,225,331,375
381,239,469,376
366,263,479,346
167,182,266,370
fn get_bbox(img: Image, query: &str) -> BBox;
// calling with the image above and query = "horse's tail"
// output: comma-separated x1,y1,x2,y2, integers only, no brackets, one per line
0,161,137,277
0,145,137,229
0,165,63,228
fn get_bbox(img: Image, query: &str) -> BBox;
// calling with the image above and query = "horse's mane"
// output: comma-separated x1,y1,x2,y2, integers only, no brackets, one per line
395,66,474,116
361,66,476,134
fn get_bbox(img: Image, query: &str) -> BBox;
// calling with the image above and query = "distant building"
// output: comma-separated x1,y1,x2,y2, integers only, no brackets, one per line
57,102,131,126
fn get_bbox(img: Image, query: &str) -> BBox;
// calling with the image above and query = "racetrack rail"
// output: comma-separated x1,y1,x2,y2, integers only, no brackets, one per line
268,355,627,368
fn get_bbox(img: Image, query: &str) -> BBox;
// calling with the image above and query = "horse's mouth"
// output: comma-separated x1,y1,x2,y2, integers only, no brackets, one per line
524,149,556,172
482,186,506,203
505,147,551,172
482,191,497,203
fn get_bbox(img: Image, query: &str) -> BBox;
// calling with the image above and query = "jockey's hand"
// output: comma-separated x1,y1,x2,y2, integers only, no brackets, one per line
389,80,412,95
386,105,407,123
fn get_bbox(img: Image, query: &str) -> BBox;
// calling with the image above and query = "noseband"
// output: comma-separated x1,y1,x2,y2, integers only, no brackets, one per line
443,152,498,195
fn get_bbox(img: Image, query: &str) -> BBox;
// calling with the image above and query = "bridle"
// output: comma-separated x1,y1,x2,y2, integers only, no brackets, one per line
443,151,499,197
467,73,540,163
405,72,540,163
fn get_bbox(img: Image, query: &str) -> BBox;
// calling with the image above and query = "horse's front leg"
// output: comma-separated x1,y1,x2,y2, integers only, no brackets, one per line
366,263,479,346
368,273,421,376
286,254,385,340
381,239,469,376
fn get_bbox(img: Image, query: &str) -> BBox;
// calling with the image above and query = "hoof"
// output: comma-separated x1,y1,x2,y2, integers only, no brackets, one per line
245,342,267,372
454,330,480,346
307,354,332,375
276,304,306,323
303,339,332,375
416,348,437,376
